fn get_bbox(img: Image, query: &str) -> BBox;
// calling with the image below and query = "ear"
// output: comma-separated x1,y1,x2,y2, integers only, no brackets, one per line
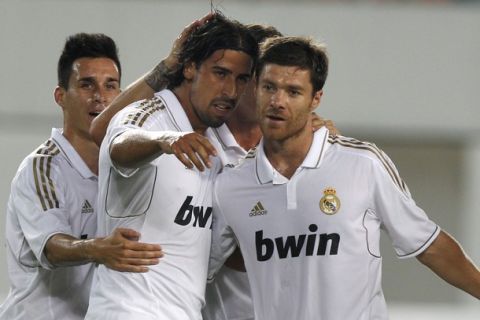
183,61,196,81
310,89,323,112
54,86,66,109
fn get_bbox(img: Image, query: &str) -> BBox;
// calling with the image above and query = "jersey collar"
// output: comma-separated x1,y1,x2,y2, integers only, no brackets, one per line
51,128,96,179
208,124,240,151
255,127,330,185
160,89,194,132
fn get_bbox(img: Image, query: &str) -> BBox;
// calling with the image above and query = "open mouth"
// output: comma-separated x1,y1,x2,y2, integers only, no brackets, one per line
89,111,101,118
213,102,234,111
266,113,286,122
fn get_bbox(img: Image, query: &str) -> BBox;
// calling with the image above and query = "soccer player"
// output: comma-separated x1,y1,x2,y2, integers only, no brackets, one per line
209,36,480,320
84,15,258,319
0,33,163,320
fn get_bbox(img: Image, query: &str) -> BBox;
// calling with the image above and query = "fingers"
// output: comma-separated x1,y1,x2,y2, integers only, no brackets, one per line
115,228,141,241
123,241,163,255
104,245,164,272
310,113,340,136
171,133,218,172
175,13,214,47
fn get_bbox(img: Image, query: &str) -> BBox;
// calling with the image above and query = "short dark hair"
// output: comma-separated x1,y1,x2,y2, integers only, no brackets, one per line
245,23,283,44
256,36,329,93
57,33,121,89
167,14,258,89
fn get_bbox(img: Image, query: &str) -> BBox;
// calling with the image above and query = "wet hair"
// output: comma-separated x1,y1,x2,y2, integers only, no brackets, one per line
167,14,258,89
245,23,283,44
256,36,329,93
57,33,121,89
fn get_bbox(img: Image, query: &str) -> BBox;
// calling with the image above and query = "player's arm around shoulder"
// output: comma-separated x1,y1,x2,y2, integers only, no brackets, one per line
417,230,480,299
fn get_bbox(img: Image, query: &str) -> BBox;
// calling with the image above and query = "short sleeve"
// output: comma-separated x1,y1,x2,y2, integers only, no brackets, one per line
370,152,440,259
10,159,73,269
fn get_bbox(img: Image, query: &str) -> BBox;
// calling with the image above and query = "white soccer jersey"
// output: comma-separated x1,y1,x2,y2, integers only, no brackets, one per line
203,125,255,320
209,127,440,320
0,128,97,320
86,89,221,320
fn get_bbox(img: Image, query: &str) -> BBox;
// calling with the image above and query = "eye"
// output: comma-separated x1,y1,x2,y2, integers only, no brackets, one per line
262,83,275,93
106,82,119,90
237,75,250,85
214,70,227,78
80,82,93,89
289,90,301,97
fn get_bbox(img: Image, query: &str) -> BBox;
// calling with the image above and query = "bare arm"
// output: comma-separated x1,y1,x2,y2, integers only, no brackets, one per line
90,13,214,147
110,129,217,171
90,76,156,146
416,230,480,299
44,228,163,272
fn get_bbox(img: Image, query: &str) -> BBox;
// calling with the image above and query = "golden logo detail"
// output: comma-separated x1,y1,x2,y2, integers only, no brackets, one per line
319,187,341,215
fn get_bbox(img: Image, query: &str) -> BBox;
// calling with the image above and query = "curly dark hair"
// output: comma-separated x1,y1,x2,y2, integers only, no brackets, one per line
166,14,258,89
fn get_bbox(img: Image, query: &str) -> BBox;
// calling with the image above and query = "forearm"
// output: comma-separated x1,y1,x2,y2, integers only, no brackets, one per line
90,77,156,147
45,229,163,272
417,230,480,299
110,130,189,169
44,234,99,267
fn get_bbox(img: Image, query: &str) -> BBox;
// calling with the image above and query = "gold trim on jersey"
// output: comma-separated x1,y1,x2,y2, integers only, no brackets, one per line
245,147,256,159
328,136,408,195
123,96,165,127
33,140,60,211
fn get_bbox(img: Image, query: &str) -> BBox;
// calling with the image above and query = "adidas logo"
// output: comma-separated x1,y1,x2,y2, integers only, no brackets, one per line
250,201,267,217
81,200,94,214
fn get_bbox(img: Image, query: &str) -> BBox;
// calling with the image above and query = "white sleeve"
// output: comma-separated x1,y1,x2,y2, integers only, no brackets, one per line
104,100,156,178
11,159,73,270
207,179,238,282
370,152,440,259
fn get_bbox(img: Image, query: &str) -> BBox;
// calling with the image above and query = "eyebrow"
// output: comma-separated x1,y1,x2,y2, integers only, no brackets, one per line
212,66,251,79
78,76,119,83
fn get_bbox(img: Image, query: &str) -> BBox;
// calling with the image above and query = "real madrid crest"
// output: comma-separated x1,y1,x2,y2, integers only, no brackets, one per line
319,187,341,215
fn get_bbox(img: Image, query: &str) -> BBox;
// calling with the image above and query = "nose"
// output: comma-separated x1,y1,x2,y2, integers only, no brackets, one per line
92,86,107,104
222,77,237,99
270,90,286,108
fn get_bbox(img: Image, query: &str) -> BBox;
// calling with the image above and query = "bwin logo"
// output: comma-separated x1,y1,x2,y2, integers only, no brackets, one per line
174,196,212,228
256,224,340,261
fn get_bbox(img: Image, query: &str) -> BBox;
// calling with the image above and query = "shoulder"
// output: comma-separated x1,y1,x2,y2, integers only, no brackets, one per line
11,139,64,207
327,135,391,165
113,95,167,128
328,135,408,194
20,139,63,176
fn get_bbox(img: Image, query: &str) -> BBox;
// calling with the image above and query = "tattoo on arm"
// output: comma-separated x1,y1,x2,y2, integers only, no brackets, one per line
145,61,170,92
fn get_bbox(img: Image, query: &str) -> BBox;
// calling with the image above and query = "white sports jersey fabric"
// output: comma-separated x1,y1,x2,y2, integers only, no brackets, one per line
210,127,440,320
203,126,254,320
86,90,221,320
0,128,97,320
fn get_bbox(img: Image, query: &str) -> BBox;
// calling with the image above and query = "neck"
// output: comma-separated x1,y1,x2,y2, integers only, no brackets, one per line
62,129,100,175
173,85,207,134
227,118,262,151
264,126,314,180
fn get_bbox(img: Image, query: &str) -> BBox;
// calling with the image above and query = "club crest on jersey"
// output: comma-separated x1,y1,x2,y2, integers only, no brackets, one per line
319,188,340,215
